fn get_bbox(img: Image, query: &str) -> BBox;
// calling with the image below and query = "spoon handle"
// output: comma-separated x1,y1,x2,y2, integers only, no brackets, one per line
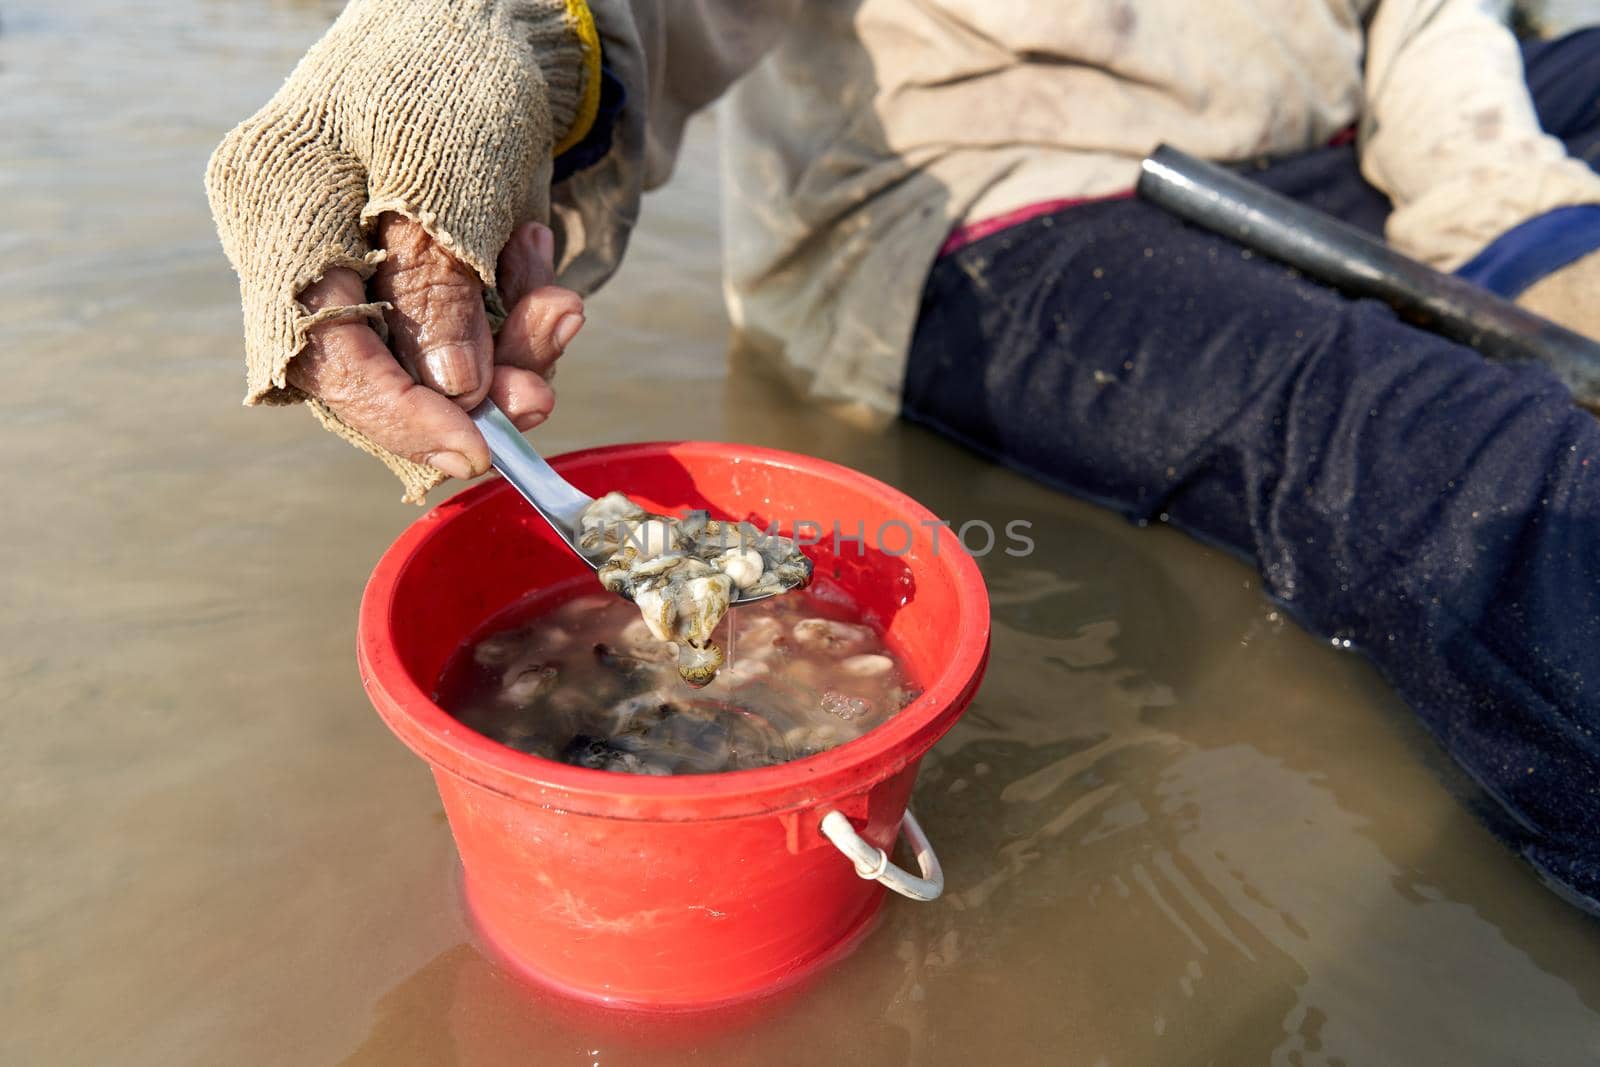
469,400,594,542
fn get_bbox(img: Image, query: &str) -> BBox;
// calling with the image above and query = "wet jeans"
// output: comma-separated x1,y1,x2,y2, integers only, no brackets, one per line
903,30,1600,913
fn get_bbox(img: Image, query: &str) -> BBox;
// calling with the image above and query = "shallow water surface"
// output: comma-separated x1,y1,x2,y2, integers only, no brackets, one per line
6,2,1600,1063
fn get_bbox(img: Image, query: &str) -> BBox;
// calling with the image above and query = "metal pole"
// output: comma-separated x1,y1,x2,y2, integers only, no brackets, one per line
1136,144,1600,409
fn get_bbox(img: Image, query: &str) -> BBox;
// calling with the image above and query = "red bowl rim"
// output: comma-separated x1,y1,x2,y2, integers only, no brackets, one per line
356,441,991,821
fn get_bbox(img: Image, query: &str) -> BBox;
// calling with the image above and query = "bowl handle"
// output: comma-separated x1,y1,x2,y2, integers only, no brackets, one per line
820,809,944,901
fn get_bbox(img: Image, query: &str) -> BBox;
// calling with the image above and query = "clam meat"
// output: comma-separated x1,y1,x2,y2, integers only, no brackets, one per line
577,491,814,686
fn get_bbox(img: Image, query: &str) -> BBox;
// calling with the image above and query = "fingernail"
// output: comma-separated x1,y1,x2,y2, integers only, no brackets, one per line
425,451,474,480
423,343,478,395
534,225,555,268
553,313,584,351
513,409,549,431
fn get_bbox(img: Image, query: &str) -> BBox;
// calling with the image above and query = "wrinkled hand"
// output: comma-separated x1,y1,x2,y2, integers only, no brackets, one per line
290,215,585,481
202,0,595,500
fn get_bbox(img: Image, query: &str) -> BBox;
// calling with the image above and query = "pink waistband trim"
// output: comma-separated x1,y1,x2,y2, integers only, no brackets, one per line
938,189,1135,257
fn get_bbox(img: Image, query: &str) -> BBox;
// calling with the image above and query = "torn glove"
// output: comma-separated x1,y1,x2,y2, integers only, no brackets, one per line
205,0,599,499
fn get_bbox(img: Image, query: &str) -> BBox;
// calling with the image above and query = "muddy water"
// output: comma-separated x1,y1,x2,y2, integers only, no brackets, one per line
6,2,1600,1063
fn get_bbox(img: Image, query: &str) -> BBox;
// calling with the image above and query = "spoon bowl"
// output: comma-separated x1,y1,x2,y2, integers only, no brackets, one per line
469,400,781,605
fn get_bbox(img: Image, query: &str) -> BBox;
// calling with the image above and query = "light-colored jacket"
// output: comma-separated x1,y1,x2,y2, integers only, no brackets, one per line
555,0,1600,419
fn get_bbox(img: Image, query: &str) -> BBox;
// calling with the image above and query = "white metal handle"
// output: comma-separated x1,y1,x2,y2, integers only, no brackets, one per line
820,809,944,901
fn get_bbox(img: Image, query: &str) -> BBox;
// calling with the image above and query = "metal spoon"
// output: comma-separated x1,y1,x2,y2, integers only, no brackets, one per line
469,399,781,605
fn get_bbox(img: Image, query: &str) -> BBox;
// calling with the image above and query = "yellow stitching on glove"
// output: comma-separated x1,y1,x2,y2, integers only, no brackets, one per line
553,0,602,156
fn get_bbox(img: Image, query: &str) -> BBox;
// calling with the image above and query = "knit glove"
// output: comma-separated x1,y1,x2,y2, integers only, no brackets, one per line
205,0,599,499
1517,250,1600,343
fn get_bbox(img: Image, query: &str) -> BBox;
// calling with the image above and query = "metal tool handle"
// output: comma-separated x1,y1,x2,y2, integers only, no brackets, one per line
820,809,944,901
468,400,594,547
1137,145,1600,410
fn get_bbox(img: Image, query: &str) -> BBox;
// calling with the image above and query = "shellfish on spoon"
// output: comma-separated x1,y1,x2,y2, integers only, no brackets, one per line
470,398,812,608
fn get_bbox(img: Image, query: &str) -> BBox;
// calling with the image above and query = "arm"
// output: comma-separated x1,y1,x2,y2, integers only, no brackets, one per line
548,1,802,295
1359,0,1600,269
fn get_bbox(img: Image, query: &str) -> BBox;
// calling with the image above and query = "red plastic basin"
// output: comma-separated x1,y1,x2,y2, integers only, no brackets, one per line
357,442,990,1009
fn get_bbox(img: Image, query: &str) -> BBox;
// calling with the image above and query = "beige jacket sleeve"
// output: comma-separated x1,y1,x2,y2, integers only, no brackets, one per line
547,1,801,296
1359,0,1600,270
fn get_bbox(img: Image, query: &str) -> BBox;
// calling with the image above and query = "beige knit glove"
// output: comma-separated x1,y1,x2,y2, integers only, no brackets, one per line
1517,249,1600,343
206,0,598,500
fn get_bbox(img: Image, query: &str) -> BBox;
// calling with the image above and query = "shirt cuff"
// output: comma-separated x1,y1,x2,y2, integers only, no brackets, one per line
553,61,625,184
1455,203,1600,297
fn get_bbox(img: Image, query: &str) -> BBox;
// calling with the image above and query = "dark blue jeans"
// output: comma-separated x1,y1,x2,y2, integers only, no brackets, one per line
904,30,1600,913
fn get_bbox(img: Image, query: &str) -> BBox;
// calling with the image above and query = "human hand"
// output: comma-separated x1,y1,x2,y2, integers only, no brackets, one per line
203,0,599,499
290,216,584,482
1517,249,1600,343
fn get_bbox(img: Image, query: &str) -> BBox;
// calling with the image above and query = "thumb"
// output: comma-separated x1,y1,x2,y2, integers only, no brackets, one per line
371,211,495,408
